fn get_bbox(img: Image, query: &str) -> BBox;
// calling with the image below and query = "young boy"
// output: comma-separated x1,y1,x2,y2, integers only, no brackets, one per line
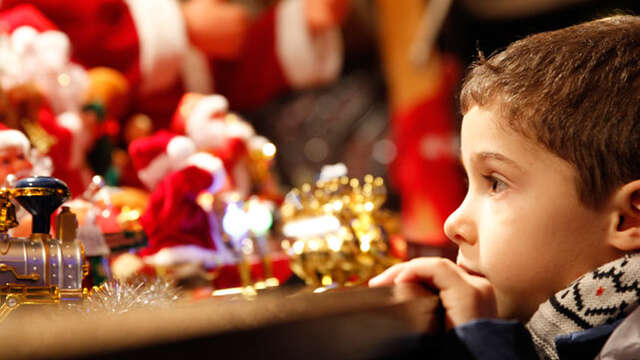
370,15,640,359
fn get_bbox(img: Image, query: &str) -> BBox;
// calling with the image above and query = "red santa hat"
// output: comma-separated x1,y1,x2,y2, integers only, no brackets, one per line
138,166,219,264
129,130,227,191
0,123,30,155
0,4,58,34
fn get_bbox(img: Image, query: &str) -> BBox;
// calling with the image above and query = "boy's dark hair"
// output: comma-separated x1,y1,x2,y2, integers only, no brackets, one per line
460,15,640,209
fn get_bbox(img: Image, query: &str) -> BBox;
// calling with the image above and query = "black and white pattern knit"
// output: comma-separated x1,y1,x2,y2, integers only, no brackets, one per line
526,252,640,360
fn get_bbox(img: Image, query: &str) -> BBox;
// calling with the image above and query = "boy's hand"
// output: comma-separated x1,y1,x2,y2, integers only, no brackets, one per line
369,258,497,329
305,0,350,34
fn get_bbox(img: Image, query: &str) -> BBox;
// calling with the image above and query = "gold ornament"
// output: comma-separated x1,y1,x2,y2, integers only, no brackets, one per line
280,175,400,288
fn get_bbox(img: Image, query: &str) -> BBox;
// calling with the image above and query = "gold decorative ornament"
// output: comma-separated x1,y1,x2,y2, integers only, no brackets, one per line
280,175,400,287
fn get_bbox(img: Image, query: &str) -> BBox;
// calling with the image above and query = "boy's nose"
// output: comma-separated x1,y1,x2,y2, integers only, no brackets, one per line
444,202,476,246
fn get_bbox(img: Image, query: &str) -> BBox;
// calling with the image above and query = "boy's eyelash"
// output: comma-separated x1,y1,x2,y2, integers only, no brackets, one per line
461,171,507,193
482,174,507,193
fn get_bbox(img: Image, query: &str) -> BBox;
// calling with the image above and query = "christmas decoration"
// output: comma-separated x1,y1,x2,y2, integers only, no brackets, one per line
0,13,123,198
0,125,54,240
0,176,87,321
218,196,280,289
0,0,346,129
112,93,290,291
170,93,279,200
60,175,150,288
109,130,230,284
280,169,400,287
64,277,181,317
377,0,465,251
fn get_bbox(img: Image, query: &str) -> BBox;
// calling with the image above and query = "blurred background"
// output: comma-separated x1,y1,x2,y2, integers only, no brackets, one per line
244,0,640,256
0,0,639,289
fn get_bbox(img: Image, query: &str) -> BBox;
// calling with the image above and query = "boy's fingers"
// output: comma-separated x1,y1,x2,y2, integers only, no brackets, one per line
368,263,406,287
369,258,464,288
391,258,497,326
393,258,466,290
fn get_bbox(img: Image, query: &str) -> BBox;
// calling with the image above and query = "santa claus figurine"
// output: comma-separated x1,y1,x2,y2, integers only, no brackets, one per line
0,14,110,197
0,124,53,236
0,0,349,129
0,126,35,185
112,130,234,280
171,92,281,201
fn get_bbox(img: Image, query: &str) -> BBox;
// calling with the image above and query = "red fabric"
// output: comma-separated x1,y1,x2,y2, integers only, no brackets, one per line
1,0,141,91
213,137,247,182
0,5,96,197
169,93,205,135
0,3,57,32
169,92,250,189
390,55,465,246
0,1,291,131
213,5,289,110
139,165,215,256
213,253,292,289
128,130,176,173
118,158,145,189
97,115,121,139
36,106,90,197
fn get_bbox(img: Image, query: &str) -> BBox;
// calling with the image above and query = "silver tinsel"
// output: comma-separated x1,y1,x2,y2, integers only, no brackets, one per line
62,277,182,317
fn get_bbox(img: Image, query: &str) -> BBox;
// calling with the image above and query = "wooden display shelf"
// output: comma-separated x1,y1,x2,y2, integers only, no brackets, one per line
0,283,441,360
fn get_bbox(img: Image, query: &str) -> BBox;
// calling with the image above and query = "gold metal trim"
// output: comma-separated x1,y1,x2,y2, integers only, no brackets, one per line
12,187,69,198
29,233,51,242
78,241,89,277
0,240,10,256
0,294,21,322
0,263,40,281
0,284,59,299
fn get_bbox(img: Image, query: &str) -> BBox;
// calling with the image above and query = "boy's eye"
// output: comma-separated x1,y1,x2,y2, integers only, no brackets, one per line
484,175,507,194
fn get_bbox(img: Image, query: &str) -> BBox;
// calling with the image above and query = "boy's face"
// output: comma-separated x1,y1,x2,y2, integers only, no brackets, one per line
446,106,623,321
0,146,32,183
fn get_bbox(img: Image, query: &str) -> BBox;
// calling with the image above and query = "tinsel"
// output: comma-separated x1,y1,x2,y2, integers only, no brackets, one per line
61,277,182,317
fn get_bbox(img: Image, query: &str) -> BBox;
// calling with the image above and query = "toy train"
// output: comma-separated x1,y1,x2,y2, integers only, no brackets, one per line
0,176,87,320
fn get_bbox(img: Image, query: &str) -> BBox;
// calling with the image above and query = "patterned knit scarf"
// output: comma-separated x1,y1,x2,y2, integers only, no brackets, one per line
526,252,640,360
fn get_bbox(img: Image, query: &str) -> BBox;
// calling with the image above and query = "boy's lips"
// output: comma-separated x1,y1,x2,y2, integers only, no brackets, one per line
458,263,486,278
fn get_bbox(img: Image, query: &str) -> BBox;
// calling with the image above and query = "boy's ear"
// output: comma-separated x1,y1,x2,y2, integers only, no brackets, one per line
610,180,640,251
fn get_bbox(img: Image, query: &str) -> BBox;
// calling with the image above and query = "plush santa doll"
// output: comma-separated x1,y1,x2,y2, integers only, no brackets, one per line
0,0,348,129
0,11,100,197
0,124,53,236
170,93,281,200
123,130,233,275
0,124,42,184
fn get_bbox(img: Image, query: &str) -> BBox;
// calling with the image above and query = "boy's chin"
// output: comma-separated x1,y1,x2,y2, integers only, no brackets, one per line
495,292,538,322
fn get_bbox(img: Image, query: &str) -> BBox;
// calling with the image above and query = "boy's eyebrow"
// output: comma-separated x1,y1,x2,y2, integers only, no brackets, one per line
474,151,524,172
